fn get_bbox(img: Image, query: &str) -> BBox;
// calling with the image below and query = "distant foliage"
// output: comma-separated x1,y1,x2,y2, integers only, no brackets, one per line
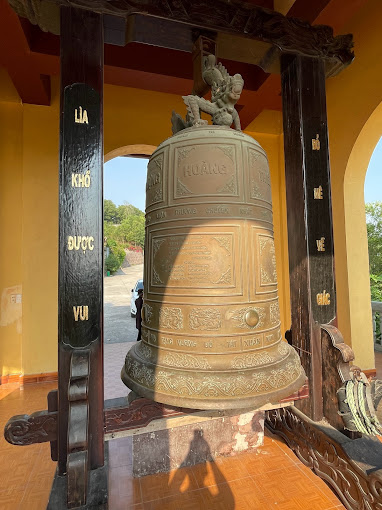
366,202,382,301
105,252,121,274
104,199,120,224
117,215,145,247
104,199,145,273
370,274,382,302
106,238,126,265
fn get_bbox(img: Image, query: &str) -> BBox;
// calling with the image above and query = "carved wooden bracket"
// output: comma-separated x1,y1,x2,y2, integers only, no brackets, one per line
321,324,355,382
4,410,58,446
67,350,90,509
4,385,310,448
105,397,199,435
8,0,354,76
320,324,359,434
266,406,382,510
192,35,216,97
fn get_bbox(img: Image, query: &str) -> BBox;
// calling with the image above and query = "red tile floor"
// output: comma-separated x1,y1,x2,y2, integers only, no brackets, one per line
0,381,348,510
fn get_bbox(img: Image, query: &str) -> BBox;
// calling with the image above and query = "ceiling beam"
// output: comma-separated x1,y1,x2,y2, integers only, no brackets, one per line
2,0,361,128
9,0,354,76
0,0,50,105
286,0,332,24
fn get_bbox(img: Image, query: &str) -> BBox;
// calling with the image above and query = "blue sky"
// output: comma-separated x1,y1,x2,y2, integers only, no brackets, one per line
105,145,381,211
104,156,148,212
365,137,382,204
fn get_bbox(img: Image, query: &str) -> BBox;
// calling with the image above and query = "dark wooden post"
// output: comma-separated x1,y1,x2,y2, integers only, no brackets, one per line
58,6,104,507
281,54,336,421
191,35,216,96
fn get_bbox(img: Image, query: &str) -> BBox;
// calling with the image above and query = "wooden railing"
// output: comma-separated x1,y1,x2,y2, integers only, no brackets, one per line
372,301,382,351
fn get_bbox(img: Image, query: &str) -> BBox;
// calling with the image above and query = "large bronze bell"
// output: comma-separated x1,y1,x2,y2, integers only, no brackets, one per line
121,57,305,410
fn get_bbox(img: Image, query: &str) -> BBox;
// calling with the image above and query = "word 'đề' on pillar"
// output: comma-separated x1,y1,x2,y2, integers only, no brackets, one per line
121,55,306,410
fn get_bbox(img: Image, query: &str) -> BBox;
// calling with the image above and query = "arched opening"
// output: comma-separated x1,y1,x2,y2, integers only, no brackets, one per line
364,139,382,365
342,101,382,370
103,144,156,401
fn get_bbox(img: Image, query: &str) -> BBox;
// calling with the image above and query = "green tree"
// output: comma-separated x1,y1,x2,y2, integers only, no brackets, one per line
366,202,382,302
103,200,145,270
104,222,118,240
117,215,145,247
117,202,144,222
370,274,382,301
366,202,382,275
104,199,119,224
105,252,121,274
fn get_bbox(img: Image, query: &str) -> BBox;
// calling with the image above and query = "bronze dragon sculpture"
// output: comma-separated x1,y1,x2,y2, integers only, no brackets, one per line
172,55,244,134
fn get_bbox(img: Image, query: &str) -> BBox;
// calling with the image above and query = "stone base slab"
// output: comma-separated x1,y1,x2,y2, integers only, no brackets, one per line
131,408,265,477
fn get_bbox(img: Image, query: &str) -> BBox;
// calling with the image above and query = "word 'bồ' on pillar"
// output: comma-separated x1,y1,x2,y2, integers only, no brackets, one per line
121,55,306,410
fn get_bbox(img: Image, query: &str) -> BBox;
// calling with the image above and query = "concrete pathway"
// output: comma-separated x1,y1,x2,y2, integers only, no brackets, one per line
104,264,143,344
104,264,143,399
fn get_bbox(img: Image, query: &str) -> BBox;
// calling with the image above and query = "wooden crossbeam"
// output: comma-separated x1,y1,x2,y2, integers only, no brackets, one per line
0,0,50,105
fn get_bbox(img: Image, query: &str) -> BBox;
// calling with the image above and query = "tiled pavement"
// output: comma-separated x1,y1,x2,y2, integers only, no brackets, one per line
108,431,346,510
104,265,143,345
0,382,57,510
0,265,376,507
104,265,142,400
104,341,135,400
0,381,346,510
3,272,376,509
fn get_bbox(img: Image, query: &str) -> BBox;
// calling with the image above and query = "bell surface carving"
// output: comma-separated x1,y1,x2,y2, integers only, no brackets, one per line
121,57,305,410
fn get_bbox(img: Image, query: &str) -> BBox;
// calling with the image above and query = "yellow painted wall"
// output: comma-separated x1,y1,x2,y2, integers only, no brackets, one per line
2,0,382,375
20,95,60,374
0,100,23,377
326,0,382,369
104,85,186,154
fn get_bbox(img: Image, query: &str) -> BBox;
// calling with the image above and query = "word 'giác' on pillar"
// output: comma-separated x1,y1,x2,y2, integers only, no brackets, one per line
121,55,306,410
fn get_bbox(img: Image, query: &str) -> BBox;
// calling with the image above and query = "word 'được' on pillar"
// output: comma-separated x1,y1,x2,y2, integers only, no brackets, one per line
121,56,306,410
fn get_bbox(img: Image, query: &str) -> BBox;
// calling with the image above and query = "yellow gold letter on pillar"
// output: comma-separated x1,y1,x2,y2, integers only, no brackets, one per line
74,106,89,124
312,134,320,151
314,186,323,199
73,305,89,321
316,291,330,306
316,237,325,251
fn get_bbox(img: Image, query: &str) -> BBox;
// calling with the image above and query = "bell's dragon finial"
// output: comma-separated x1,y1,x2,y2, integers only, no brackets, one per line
171,55,244,134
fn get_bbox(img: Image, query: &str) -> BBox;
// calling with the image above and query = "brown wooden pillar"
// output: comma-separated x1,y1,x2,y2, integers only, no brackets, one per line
281,54,336,421
58,6,104,507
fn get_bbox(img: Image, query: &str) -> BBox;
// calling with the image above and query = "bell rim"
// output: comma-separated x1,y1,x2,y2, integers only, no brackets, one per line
121,361,306,411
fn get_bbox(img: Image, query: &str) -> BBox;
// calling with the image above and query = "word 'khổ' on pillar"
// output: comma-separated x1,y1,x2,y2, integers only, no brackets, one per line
121,55,305,411
72,171,91,187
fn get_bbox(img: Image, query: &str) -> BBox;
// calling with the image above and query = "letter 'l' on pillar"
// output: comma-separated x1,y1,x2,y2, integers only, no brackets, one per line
58,4,104,495
281,54,336,421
